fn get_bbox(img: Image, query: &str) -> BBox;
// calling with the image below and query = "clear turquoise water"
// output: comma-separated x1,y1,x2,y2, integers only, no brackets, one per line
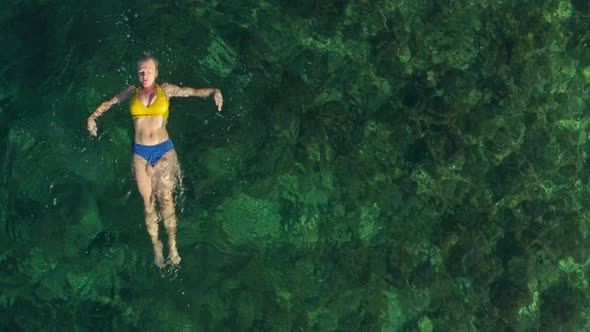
3,0,590,331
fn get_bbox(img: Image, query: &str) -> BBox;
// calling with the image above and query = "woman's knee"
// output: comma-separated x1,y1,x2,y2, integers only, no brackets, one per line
145,209,159,224
143,196,156,211
159,195,175,218
145,216,159,238
163,215,176,230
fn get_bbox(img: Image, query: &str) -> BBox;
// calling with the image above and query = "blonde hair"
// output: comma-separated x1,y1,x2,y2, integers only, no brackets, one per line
137,54,159,70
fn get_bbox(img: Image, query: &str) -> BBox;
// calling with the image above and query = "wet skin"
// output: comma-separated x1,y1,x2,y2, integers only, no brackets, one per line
87,58,223,268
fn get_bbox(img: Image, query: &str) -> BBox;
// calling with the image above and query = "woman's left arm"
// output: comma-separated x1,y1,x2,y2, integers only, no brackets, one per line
161,82,223,112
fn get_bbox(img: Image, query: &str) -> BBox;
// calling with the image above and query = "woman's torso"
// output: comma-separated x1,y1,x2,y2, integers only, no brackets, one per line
130,85,170,145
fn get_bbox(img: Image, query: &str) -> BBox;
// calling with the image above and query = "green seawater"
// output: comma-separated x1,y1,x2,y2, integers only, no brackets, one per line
3,0,590,330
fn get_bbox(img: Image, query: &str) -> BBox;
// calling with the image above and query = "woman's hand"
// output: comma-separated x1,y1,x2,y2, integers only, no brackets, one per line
87,117,98,137
214,89,223,112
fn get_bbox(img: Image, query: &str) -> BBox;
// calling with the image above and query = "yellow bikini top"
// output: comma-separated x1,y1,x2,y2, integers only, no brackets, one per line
129,84,169,119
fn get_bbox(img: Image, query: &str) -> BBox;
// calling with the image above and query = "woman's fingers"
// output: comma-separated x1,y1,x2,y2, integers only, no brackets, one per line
87,119,98,136
215,92,223,112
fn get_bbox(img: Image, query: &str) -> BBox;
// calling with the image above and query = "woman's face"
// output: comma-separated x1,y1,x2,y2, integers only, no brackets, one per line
137,60,158,88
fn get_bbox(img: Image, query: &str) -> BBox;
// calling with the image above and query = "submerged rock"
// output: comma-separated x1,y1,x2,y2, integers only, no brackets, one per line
216,193,281,248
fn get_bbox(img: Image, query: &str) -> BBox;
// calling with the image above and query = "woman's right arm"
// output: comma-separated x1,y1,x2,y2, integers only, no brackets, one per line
87,85,136,136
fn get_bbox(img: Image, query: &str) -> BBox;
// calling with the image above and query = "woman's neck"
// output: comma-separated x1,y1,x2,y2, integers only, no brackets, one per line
142,84,157,93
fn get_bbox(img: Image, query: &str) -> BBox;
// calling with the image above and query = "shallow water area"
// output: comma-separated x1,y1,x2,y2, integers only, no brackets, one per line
3,0,590,331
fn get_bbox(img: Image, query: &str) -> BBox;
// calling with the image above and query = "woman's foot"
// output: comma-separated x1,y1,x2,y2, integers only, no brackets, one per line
169,251,181,265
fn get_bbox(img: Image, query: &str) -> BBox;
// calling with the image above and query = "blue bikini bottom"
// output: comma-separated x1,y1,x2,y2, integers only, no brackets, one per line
132,139,174,166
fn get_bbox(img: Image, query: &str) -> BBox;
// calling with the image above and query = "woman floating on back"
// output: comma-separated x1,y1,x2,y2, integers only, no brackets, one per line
87,55,223,268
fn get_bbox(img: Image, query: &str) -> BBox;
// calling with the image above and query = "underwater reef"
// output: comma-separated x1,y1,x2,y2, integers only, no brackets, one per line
2,0,590,330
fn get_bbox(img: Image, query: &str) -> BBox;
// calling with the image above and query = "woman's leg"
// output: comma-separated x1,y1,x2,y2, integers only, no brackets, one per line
132,154,165,268
152,149,182,265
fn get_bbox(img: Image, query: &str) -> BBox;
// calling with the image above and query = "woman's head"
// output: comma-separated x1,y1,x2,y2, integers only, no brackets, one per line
137,55,159,88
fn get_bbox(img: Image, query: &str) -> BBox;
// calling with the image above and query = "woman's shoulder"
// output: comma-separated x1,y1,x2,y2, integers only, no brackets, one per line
114,85,137,103
159,82,177,90
160,82,181,97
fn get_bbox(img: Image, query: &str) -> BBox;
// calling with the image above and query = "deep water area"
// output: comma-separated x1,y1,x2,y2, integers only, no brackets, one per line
3,0,590,331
